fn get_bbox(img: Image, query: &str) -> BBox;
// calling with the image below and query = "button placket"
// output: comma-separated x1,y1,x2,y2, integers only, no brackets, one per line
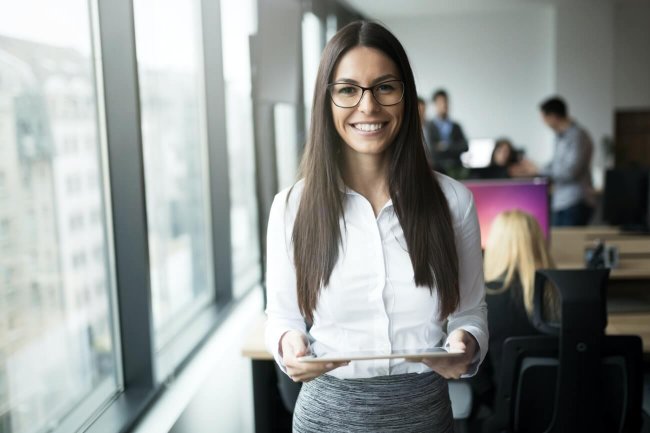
359,195,393,376
376,212,392,372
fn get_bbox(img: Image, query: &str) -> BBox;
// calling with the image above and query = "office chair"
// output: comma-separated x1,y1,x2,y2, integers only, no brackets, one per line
484,269,643,433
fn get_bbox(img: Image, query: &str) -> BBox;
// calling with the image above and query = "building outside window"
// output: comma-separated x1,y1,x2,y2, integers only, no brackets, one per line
133,0,216,349
0,2,120,432
220,0,261,299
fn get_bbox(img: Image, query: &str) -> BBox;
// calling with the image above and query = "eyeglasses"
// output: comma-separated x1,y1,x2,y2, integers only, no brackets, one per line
327,80,405,108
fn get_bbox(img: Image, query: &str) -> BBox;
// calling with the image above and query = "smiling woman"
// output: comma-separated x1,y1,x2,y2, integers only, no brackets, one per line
329,48,404,159
264,20,488,433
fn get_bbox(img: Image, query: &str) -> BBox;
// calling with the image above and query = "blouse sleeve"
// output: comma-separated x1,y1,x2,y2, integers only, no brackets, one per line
444,193,488,377
264,192,308,374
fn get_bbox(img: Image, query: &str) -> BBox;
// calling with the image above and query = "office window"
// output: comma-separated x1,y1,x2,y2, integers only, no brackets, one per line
65,173,82,194
220,0,261,298
274,103,300,191
326,14,338,42
302,12,324,131
68,213,84,232
0,2,119,432
133,0,215,347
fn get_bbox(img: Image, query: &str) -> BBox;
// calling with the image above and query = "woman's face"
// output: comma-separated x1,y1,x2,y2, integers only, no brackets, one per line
493,143,512,166
330,46,404,158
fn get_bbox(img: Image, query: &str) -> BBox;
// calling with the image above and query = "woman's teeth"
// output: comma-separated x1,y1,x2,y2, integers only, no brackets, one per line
353,123,384,132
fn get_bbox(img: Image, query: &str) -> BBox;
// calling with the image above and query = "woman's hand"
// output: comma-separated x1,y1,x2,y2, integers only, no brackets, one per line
408,329,479,379
280,330,349,383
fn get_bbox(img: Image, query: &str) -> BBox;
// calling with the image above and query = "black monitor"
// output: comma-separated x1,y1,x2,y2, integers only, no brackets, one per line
602,168,650,229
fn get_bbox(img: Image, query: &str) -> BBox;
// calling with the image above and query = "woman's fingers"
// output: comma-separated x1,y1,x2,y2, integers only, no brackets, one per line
285,360,349,382
415,353,471,379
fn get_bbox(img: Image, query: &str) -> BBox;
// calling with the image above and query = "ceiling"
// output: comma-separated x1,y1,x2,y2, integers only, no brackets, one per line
343,0,650,19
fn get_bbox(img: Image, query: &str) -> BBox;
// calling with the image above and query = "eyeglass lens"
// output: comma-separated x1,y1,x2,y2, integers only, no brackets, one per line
329,81,404,108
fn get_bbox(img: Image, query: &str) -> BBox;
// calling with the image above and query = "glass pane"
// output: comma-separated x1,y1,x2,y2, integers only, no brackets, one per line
0,2,119,432
133,0,215,347
326,14,338,42
274,103,300,191
302,12,324,131
220,0,261,298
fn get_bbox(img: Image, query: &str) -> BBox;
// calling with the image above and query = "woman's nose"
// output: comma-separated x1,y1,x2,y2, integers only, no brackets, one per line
357,89,380,113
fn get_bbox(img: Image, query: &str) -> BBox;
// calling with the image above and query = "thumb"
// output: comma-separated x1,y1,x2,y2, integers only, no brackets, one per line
448,340,467,353
447,330,467,351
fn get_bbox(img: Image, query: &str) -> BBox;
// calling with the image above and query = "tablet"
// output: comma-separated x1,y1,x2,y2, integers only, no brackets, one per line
297,348,464,363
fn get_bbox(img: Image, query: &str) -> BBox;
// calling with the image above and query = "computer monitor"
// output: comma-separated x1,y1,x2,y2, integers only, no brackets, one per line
463,178,550,248
460,138,496,168
603,168,650,229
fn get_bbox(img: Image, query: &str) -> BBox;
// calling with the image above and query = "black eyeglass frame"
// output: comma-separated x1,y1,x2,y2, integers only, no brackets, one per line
326,79,405,108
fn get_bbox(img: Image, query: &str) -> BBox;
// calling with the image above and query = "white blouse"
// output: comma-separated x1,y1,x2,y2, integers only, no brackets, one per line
264,173,488,379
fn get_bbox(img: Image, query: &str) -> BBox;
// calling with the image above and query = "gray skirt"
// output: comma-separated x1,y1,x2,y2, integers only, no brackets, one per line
293,371,453,433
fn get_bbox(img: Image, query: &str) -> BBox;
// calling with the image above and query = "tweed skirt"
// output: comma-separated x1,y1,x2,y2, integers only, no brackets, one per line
293,371,453,433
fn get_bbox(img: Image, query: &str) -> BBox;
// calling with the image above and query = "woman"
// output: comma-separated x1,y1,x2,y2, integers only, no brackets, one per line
489,138,518,169
482,210,559,383
264,21,487,432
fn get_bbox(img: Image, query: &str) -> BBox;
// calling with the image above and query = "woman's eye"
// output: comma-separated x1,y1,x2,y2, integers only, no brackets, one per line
376,83,395,93
338,86,358,95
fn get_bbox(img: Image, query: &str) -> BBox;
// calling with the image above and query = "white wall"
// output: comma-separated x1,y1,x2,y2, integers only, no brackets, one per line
553,0,614,188
614,1,650,109
382,0,650,189
386,4,556,166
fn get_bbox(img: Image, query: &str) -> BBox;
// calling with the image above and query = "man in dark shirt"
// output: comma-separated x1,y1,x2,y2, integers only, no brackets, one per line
423,89,468,175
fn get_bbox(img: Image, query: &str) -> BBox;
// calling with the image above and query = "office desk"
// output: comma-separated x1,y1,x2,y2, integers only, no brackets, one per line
551,226,650,315
551,226,650,356
607,313,650,354
242,315,273,361
242,315,292,433
550,226,650,280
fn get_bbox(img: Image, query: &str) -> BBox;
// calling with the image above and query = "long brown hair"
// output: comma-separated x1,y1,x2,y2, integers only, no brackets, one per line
290,21,459,323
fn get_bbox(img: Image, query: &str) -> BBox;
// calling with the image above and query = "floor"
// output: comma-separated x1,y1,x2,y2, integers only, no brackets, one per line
133,289,261,433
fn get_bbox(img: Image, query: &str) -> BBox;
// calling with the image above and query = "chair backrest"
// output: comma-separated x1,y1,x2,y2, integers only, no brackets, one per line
485,269,644,433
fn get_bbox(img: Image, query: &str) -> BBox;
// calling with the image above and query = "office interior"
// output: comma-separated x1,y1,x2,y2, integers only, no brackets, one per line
1,0,649,432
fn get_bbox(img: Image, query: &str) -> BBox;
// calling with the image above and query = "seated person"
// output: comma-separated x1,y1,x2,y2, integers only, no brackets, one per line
490,139,517,168
471,210,560,414
489,138,537,179
469,137,531,179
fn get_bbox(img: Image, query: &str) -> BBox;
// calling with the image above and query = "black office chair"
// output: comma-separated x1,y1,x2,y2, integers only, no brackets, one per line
484,269,643,433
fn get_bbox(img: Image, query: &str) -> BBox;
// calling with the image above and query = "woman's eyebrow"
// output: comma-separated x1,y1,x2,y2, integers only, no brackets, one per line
332,74,399,85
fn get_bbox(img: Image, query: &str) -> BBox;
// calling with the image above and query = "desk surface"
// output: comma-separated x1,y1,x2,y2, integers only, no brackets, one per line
242,315,273,360
243,312,650,360
551,226,650,280
556,262,650,280
606,313,650,353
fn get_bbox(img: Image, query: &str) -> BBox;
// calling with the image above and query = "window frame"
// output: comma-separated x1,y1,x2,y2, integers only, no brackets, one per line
80,0,235,431
2,0,364,430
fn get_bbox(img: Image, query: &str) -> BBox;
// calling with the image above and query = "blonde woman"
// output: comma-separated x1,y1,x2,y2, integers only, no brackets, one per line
482,210,559,383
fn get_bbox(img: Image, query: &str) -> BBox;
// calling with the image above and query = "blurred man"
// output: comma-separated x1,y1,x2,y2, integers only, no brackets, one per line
539,96,595,226
417,96,426,128
418,96,433,168
424,89,468,175
509,97,596,226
